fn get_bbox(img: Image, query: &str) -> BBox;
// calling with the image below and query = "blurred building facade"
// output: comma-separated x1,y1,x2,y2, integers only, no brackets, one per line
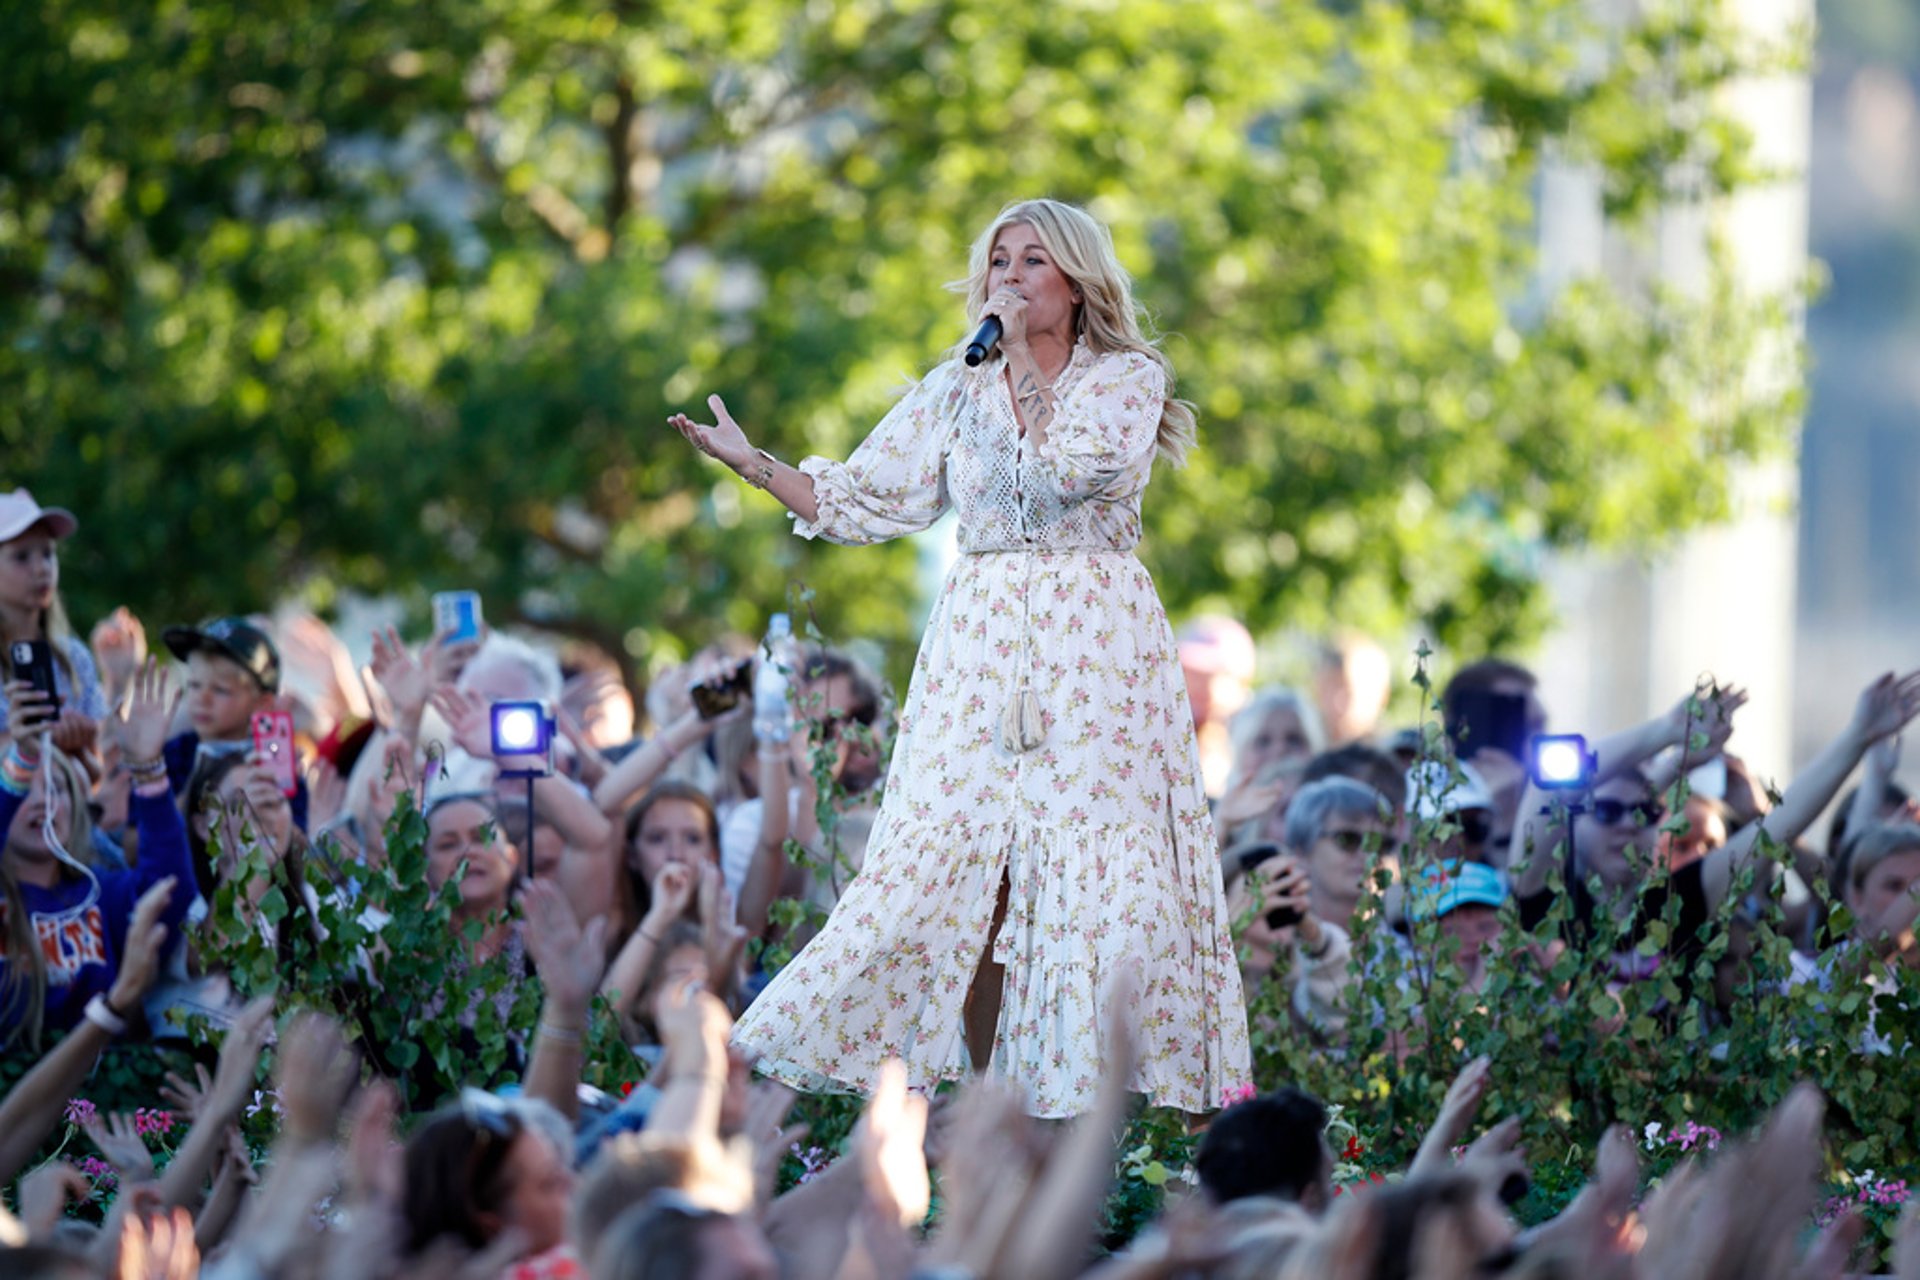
1531,0,1919,809
1793,1,1920,776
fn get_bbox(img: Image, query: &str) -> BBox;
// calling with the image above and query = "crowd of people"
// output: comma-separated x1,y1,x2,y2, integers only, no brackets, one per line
2,465,1917,1280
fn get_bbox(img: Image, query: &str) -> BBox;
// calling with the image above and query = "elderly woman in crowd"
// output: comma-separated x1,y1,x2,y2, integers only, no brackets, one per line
1226,776,1395,1043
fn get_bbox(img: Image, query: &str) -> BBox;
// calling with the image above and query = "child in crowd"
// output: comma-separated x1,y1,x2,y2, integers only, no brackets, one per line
161,616,309,831
1,663,196,1048
0,489,108,759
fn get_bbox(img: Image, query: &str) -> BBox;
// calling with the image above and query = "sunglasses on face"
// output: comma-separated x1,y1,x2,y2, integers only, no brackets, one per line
1591,797,1664,829
1322,828,1402,859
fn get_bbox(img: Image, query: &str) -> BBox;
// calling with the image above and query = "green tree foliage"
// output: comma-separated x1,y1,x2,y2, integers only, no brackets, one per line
2,0,1801,678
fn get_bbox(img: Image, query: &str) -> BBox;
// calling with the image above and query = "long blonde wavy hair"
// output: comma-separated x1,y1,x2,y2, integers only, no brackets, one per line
948,198,1198,467
2,746,95,1050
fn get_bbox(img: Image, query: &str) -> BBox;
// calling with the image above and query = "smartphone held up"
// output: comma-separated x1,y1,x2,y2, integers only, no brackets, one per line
1236,842,1305,930
432,591,484,646
8,639,61,727
689,659,753,720
251,710,299,797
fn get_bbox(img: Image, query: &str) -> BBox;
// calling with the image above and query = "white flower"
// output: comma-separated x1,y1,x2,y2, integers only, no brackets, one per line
1643,1122,1663,1149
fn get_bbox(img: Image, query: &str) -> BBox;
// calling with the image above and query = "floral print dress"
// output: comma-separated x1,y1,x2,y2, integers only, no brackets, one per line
731,339,1253,1117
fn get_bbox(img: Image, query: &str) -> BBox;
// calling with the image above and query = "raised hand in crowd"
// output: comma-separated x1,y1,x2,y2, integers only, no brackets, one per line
428,626,485,690
0,877,175,1183
359,734,420,862
555,702,611,789
843,1059,930,1277
90,605,148,705
368,624,437,742
1848,669,1920,751
1410,1054,1492,1176
158,994,274,1212
697,861,749,1001
306,755,348,834
209,1014,359,1278
600,859,697,1017
111,1203,200,1280
277,612,370,736
1709,669,1920,895
521,877,608,1120
106,659,179,772
1215,771,1293,837
82,1109,159,1184
428,684,495,760
647,980,740,1155
17,1159,92,1240
1896,1201,1920,1280
744,1080,805,1211
278,1011,361,1146
915,1079,1039,1277
194,1131,259,1254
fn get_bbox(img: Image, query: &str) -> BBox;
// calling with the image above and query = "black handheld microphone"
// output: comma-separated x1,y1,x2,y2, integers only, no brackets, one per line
963,315,1003,367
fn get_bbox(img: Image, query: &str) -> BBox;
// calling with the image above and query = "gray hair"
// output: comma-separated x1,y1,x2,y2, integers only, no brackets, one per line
460,632,564,704
1229,686,1326,760
1284,777,1391,853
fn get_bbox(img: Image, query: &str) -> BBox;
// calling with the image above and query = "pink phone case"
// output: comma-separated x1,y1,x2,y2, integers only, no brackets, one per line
251,712,298,797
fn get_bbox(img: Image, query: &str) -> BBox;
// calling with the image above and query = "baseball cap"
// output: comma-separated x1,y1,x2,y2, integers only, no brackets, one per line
1408,860,1508,922
0,489,78,544
1405,759,1495,823
163,617,282,693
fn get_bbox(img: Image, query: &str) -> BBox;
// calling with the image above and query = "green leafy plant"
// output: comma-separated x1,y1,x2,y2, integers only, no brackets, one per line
192,785,644,1111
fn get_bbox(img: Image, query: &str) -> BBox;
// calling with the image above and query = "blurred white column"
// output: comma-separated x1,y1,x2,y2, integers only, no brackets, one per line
1533,0,1810,785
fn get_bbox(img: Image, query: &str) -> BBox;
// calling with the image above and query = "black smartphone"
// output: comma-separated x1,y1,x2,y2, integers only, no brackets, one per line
1448,689,1530,761
689,660,752,720
1236,842,1304,929
8,640,60,726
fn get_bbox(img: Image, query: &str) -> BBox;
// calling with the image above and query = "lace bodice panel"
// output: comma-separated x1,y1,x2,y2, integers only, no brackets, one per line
793,341,1167,553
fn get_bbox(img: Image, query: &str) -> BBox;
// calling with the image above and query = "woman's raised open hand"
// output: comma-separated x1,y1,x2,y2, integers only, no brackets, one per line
668,395,753,472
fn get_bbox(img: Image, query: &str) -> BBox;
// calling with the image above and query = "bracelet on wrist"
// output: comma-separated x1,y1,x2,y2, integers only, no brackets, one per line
84,993,129,1037
740,449,778,491
537,1021,585,1046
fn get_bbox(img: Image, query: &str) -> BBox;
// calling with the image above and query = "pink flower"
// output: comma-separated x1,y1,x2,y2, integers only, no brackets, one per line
133,1107,176,1137
79,1156,117,1190
1220,1082,1257,1107
64,1098,97,1127
790,1143,834,1184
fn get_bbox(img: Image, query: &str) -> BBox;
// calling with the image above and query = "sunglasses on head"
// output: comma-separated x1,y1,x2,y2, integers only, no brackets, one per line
1591,797,1664,829
1323,828,1402,859
459,1088,522,1197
